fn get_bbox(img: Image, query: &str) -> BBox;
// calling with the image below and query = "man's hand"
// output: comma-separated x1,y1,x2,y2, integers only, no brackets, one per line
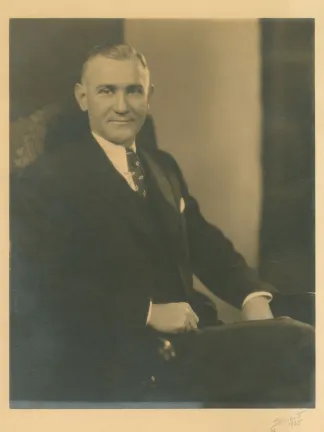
241,296,274,321
147,302,199,334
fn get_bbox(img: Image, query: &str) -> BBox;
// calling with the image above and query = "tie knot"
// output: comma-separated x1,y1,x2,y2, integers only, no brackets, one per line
126,148,141,169
126,148,135,156
126,148,147,198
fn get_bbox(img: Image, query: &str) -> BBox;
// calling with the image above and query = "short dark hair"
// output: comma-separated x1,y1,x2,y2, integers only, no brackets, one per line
80,43,149,81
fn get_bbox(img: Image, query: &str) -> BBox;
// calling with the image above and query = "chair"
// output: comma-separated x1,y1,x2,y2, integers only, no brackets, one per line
271,292,315,326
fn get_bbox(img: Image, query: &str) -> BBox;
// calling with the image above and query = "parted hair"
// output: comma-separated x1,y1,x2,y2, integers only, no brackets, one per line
80,43,149,81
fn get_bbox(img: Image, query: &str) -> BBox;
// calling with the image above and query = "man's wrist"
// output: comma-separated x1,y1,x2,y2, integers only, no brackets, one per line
241,294,274,321
242,291,273,308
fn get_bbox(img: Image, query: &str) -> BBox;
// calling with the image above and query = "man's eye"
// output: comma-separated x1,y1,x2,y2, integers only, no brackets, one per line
128,86,144,95
99,88,114,94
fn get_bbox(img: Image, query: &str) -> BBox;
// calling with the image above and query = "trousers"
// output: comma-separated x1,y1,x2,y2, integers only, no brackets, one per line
143,318,315,408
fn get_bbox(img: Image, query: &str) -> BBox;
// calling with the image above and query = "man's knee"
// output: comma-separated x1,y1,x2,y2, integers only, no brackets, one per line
282,318,315,347
278,318,315,372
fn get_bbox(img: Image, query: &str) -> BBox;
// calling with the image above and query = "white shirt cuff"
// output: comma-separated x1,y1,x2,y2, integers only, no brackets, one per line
242,291,273,308
146,300,153,325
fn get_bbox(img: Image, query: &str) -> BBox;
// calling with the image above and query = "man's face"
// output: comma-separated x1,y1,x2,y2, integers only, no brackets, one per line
75,55,152,147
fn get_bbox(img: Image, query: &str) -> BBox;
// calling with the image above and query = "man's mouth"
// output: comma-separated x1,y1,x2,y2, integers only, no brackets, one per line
109,119,134,123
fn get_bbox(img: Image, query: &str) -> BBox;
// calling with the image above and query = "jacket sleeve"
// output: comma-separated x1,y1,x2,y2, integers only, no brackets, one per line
159,150,278,310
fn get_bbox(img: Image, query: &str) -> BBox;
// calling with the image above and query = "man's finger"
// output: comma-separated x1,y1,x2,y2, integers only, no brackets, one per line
182,305,192,316
192,311,199,323
183,303,191,313
186,305,199,324
182,305,199,325
180,303,199,326
185,317,198,331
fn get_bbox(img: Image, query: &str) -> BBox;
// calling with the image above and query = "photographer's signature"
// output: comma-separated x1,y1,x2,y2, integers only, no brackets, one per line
270,411,307,432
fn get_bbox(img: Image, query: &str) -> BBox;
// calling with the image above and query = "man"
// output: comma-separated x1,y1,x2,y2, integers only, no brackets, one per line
10,44,315,407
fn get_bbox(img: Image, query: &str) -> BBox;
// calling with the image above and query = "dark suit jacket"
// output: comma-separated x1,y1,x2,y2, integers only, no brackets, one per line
10,128,275,402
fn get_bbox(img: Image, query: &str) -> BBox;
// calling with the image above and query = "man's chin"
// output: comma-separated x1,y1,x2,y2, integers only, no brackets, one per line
111,138,135,147
104,132,138,147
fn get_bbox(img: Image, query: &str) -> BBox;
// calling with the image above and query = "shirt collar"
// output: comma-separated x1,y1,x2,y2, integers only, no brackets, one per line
91,131,136,173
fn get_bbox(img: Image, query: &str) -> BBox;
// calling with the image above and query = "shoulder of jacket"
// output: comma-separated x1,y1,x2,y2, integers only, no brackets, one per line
150,148,179,169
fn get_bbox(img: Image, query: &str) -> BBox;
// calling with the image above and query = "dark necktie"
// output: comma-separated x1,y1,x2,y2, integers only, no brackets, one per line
126,148,147,198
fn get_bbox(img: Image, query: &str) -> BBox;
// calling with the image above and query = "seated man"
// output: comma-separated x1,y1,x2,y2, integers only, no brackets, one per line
10,43,315,407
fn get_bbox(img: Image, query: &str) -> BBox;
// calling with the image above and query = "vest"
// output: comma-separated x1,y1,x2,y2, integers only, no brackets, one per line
126,165,188,304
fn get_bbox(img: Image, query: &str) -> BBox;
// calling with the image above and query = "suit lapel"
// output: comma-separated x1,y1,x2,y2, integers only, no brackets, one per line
140,149,179,213
76,132,154,240
140,148,194,297
80,133,181,244
140,148,182,239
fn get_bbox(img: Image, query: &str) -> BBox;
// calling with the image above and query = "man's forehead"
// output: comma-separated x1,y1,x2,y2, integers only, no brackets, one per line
83,55,149,86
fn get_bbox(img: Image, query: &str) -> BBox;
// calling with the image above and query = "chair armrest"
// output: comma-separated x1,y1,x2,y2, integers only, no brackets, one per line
270,292,315,326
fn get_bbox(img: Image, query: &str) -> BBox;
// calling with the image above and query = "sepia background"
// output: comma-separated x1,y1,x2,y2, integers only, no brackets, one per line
9,18,315,323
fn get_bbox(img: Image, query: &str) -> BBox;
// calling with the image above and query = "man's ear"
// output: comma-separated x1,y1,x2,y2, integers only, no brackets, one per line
74,83,88,112
148,84,155,103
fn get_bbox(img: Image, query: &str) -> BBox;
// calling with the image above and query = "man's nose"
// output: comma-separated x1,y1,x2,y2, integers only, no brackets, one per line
114,91,129,114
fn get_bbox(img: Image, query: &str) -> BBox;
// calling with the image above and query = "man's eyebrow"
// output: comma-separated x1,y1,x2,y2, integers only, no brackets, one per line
95,83,144,91
127,84,144,90
96,84,117,91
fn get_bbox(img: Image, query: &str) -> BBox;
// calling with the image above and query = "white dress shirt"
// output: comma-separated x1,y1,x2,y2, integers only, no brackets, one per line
92,131,138,190
92,131,272,324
